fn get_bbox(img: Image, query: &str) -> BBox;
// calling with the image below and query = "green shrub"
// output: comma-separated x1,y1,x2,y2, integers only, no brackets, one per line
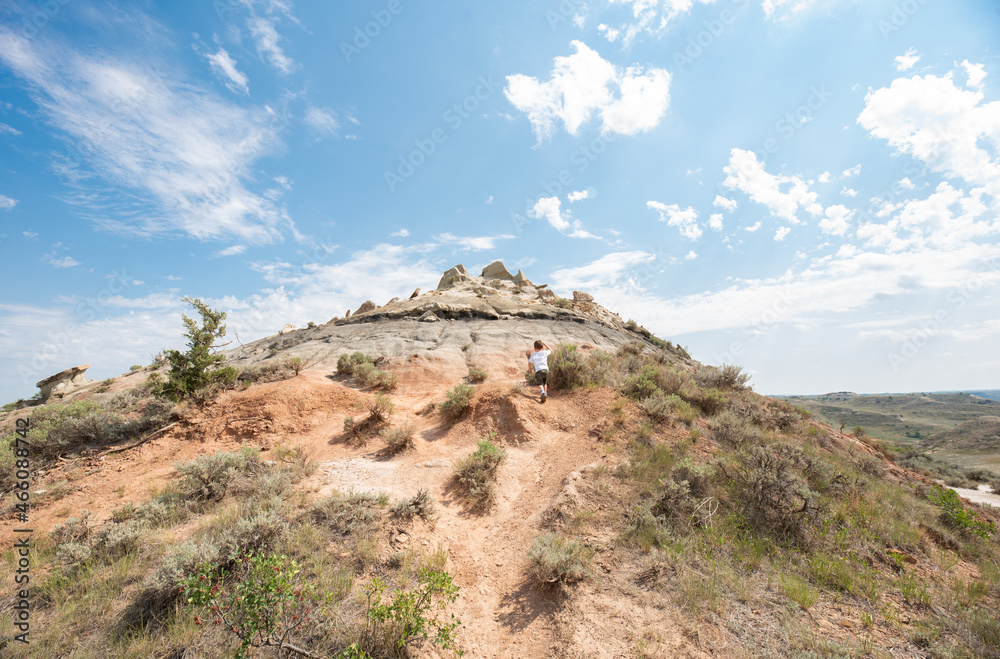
712,409,764,447
391,489,436,522
337,351,373,375
552,298,572,309
182,551,320,659
381,423,416,454
95,378,115,392
174,447,264,504
468,367,488,383
527,533,593,584
927,486,996,539
309,490,389,535
129,364,144,372
452,436,507,511
346,394,395,442
695,388,728,415
439,384,474,420
638,391,694,424
696,363,751,391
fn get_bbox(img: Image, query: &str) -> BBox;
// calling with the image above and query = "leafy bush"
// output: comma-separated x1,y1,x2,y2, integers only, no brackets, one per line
927,486,996,539
182,551,320,659
468,367,488,383
452,436,506,511
439,384,474,420
547,344,609,391
149,297,237,402
381,423,416,454
527,533,594,585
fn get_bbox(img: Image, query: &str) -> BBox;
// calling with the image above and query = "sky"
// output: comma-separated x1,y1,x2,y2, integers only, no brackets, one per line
1,0,999,401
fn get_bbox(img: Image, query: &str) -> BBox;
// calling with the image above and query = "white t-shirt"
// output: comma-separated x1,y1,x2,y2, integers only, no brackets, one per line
529,349,551,372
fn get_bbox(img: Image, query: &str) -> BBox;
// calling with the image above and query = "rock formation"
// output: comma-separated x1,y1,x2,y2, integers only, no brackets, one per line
36,364,91,403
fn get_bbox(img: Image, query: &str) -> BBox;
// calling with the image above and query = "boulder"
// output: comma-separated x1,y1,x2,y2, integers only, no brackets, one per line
437,265,470,290
418,311,440,323
537,289,556,300
36,364,91,402
573,291,594,303
345,309,351,318
513,269,534,287
409,288,421,299
481,260,514,280
278,323,297,335
355,300,377,315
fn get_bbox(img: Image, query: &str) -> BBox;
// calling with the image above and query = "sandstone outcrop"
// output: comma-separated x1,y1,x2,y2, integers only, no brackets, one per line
36,364,91,403
481,260,514,281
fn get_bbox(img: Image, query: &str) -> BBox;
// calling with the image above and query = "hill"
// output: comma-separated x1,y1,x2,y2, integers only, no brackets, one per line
1,262,999,659
925,416,1000,451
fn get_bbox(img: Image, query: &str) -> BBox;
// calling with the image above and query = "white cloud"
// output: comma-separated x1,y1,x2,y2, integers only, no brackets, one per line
960,59,987,89
819,204,853,236
842,164,861,178
0,122,20,135
604,0,715,45
568,189,590,202
708,213,724,231
858,67,1000,198
304,106,340,138
722,148,822,223
530,196,601,239
0,194,16,210
391,228,410,238
684,250,698,260
550,251,655,291
0,26,290,243
647,201,702,240
840,186,857,197
774,226,791,241
745,222,761,233
899,177,915,190
247,16,296,75
434,232,515,251
205,48,249,94
217,244,247,256
45,254,79,268
505,41,670,143
22,231,37,238
597,24,620,42
818,171,831,183
761,0,826,18
894,48,920,71
713,195,737,212
273,175,292,190
485,195,494,205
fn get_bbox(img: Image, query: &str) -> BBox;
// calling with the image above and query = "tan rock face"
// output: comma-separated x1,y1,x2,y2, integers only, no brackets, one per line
355,300,377,315
573,291,594,302
481,260,514,280
36,364,91,402
437,265,471,290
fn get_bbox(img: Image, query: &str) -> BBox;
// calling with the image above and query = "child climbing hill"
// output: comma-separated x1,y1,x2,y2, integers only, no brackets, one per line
527,339,551,403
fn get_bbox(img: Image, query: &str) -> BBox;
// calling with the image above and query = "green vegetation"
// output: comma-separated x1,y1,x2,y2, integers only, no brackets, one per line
527,533,593,585
380,423,416,454
452,435,506,512
148,297,237,402
344,394,394,444
439,384,474,420
551,297,573,309
467,366,488,383
337,352,397,391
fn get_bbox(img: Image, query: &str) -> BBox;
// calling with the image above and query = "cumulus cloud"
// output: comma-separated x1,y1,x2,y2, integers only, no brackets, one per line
858,67,1000,198
434,232,516,251
550,250,656,291
722,148,822,223
530,196,601,239
708,214,724,231
505,41,670,143
894,48,920,71
713,195,738,212
647,201,702,240
0,194,16,210
819,204,853,236
960,60,987,88
568,189,590,202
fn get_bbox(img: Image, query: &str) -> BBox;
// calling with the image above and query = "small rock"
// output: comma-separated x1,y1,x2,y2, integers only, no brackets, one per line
278,322,297,335
418,311,440,323
409,288,421,299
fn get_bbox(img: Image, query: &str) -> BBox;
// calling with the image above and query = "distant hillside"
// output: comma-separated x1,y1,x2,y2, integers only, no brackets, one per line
926,416,1000,450
783,392,1000,443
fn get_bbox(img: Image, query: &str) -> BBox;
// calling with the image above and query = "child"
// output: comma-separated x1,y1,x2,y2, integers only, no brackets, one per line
527,340,552,402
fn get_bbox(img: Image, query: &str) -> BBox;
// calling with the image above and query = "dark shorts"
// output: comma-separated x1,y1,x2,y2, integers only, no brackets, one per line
534,369,548,385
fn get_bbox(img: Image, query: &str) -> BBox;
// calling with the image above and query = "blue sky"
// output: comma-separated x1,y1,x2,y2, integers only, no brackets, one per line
2,0,1000,401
